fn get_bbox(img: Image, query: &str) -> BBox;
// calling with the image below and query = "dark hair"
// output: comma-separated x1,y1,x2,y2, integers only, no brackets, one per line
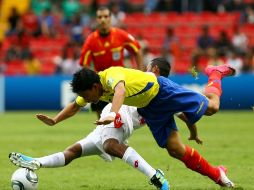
71,68,100,93
150,57,171,77
97,6,111,16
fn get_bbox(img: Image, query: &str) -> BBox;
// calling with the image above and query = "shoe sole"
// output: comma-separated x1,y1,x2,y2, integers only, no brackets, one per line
9,152,39,170
226,65,236,76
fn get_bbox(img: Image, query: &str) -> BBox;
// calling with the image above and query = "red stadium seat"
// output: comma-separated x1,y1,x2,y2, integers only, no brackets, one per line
5,61,26,76
173,58,191,74
40,62,56,75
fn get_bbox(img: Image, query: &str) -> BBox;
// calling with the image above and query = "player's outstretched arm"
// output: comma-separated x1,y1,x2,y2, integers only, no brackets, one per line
95,82,125,125
36,102,81,126
176,112,203,145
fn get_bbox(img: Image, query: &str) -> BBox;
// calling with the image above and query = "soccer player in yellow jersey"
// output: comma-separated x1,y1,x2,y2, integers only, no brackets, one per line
70,58,236,188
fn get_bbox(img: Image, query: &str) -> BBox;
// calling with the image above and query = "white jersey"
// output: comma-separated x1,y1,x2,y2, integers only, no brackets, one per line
77,103,145,161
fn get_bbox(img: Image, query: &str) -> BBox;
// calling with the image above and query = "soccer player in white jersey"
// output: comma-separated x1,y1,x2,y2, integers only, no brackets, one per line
9,103,169,190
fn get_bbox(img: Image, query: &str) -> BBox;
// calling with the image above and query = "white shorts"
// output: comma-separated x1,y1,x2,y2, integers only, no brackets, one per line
77,104,142,161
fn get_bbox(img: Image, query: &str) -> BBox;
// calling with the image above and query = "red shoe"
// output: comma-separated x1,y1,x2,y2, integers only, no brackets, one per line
205,64,236,78
217,166,235,188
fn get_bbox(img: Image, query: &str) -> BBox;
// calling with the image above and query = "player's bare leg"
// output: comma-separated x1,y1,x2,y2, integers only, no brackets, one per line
63,143,82,165
205,93,220,116
165,130,234,188
103,139,127,157
103,138,169,190
204,64,236,116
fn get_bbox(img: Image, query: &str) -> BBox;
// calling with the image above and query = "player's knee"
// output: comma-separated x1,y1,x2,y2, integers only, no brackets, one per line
206,104,219,115
167,149,178,158
166,144,180,158
103,139,117,155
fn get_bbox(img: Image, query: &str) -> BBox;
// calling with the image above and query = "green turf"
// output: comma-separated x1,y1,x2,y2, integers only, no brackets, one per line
0,111,253,190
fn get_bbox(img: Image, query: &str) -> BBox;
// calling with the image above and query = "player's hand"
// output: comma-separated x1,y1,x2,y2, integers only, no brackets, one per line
188,136,203,145
187,124,203,145
94,116,115,125
36,114,56,126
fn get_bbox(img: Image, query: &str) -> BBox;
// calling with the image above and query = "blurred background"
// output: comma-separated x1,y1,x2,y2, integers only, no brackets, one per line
0,0,254,111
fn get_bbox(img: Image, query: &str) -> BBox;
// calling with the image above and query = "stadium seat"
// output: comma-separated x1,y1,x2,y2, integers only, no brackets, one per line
40,62,57,75
5,61,26,76
173,58,191,74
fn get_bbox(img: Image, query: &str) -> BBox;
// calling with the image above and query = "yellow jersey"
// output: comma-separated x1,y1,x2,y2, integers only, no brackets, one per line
75,67,160,108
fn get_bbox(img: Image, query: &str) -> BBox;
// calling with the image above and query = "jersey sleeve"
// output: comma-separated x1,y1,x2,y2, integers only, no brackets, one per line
79,35,93,67
120,29,141,54
75,96,87,107
104,68,126,90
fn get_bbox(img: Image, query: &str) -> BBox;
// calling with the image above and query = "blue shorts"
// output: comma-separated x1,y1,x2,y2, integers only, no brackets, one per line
137,76,209,148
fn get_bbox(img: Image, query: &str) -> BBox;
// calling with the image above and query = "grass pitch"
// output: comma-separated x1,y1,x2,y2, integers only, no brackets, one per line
0,110,253,190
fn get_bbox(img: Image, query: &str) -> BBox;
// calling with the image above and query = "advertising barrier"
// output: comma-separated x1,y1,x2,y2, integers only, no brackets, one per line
4,74,254,110
171,74,254,110
0,76,4,112
5,76,72,110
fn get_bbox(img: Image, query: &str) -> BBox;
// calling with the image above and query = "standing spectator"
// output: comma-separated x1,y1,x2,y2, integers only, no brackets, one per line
0,60,6,74
31,0,52,16
155,0,174,12
225,0,245,12
207,48,224,66
22,8,40,37
197,25,215,51
136,33,149,52
56,43,81,75
215,30,232,57
144,0,158,14
243,6,254,24
226,51,243,75
70,14,84,44
16,30,31,60
242,48,254,73
192,25,215,70
6,7,21,35
4,43,22,63
231,25,248,55
62,0,81,24
24,53,41,75
79,7,144,118
39,8,54,37
80,7,91,28
181,0,204,13
162,27,181,67
143,47,155,67
5,30,31,63
0,43,6,74
110,2,126,28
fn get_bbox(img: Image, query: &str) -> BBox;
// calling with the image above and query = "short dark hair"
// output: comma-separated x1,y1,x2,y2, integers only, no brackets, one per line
97,6,111,16
71,68,100,93
150,57,171,77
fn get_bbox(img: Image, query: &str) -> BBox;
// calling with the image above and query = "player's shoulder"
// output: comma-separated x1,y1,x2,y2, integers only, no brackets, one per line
112,27,129,36
86,30,99,41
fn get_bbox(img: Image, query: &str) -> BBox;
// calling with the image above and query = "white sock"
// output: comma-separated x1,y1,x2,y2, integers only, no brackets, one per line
122,147,156,179
36,152,65,168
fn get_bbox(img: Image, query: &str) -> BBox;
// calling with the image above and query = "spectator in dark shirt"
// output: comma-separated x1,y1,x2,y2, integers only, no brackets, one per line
215,30,232,57
7,7,21,35
197,25,215,50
